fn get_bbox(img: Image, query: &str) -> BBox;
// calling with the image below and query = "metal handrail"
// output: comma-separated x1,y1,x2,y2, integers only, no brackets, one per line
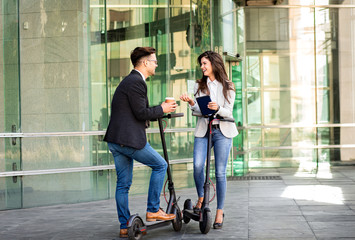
2,123,355,138
0,158,194,177
0,128,196,138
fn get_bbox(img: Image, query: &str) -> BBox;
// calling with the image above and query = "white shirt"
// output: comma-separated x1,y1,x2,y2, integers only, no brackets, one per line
207,78,221,124
134,69,146,82
190,78,222,109
207,77,220,102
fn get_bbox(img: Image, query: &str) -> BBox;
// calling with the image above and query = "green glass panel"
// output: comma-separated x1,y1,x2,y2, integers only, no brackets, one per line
317,90,330,123
0,139,4,173
246,56,260,88
232,64,243,125
22,136,108,171
244,6,320,169
197,0,211,52
231,62,245,175
263,90,292,125
318,127,340,145
170,163,194,189
23,171,109,208
18,1,93,133
217,0,241,55
263,91,279,125
316,54,330,88
0,175,22,210
292,127,317,145
246,91,261,125
317,127,341,162
147,131,194,162
263,55,280,88
0,139,22,210
247,128,261,148
2,0,22,210
248,150,262,168
90,2,108,132
250,149,317,169
264,128,292,147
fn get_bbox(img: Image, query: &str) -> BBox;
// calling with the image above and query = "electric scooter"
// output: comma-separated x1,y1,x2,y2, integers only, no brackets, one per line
182,113,235,234
127,113,184,240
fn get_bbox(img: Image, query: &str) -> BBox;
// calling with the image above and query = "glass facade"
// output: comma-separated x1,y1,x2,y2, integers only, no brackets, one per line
242,0,355,172
1,0,355,210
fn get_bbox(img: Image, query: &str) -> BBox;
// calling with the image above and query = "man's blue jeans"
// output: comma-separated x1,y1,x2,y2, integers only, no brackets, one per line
193,128,232,210
108,142,167,229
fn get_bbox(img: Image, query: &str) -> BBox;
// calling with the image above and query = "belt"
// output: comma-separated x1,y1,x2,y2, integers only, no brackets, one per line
211,124,220,129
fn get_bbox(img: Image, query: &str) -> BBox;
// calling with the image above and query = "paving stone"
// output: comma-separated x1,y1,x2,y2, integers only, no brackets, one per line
305,215,355,222
249,229,315,239
1,167,355,239
309,221,355,238
249,198,296,207
300,205,355,216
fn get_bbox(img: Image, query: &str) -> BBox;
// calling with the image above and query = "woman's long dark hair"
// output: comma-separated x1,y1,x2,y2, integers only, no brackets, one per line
196,51,235,103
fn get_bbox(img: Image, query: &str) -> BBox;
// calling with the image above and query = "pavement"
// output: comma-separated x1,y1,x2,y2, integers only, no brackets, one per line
1,166,355,240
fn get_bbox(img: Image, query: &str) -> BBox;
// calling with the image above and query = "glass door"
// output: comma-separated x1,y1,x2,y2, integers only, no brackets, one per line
226,59,246,176
0,0,22,210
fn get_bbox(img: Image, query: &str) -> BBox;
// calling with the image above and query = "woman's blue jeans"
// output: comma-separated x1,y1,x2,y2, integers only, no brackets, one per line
193,128,232,210
108,142,167,229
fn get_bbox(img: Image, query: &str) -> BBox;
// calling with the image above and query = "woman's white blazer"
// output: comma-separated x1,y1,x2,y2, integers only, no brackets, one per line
190,82,238,138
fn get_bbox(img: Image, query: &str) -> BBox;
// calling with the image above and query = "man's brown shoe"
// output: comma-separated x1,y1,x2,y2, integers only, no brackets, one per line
119,228,128,238
146,208,175,222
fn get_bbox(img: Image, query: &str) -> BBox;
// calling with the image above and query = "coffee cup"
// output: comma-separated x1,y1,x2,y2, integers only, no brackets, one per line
165,97,175,103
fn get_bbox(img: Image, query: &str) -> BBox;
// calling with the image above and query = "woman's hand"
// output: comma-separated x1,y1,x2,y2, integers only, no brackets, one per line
179,93,195,106
207,101,219,111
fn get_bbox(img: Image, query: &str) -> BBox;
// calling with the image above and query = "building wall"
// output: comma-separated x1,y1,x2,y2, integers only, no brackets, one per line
2,0,355,210
18,0,94,208
339,6,355,160
0,0,4,210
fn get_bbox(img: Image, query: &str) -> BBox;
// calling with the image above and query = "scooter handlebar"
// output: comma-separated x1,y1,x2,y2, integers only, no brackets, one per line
192,112,235,122
219,117,235,123
163,113,184,119
151,113,184,121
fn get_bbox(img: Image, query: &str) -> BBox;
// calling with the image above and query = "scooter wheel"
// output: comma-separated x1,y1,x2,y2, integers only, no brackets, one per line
128,217,144,240
199,209,212,234
172,207,182,232
183,199,193,224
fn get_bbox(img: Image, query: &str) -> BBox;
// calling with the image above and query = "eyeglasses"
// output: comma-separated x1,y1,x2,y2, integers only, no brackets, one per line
147,59,158,65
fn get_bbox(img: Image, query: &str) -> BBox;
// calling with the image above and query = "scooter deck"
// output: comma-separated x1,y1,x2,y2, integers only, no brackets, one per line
145,219,173,225
183,209,200,221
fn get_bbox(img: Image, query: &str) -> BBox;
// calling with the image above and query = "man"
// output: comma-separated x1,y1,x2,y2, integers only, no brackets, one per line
104,47,178,238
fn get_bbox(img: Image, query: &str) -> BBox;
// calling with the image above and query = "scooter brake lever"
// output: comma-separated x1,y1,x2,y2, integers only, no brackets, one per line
172,196,181,206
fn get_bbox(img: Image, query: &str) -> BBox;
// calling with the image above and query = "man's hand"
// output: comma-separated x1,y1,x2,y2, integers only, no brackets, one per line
161,102,178,113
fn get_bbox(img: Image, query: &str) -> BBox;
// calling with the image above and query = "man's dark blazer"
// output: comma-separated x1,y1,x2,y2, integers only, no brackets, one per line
104,70,164,149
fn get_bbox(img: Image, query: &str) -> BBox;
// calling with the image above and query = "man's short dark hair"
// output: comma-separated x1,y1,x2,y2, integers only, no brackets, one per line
131,47,156,67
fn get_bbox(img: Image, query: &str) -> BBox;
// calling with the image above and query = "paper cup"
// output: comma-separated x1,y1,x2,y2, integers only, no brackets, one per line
165,97,175,103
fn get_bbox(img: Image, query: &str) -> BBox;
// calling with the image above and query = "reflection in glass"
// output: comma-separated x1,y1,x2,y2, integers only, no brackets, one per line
247,90,261,125
21,135,108,171
23,171,109,208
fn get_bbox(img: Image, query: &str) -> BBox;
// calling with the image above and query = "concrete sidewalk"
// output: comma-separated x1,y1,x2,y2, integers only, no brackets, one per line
1,166,355,239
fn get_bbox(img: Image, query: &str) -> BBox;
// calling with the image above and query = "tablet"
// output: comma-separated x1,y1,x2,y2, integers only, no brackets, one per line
196,96,215,116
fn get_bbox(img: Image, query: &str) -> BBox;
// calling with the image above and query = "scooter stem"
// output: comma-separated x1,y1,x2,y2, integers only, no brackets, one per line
202,115,214,210
158,117,176,214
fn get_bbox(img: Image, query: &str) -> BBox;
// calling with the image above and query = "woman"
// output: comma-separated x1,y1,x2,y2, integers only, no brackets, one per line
180,51,238,229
